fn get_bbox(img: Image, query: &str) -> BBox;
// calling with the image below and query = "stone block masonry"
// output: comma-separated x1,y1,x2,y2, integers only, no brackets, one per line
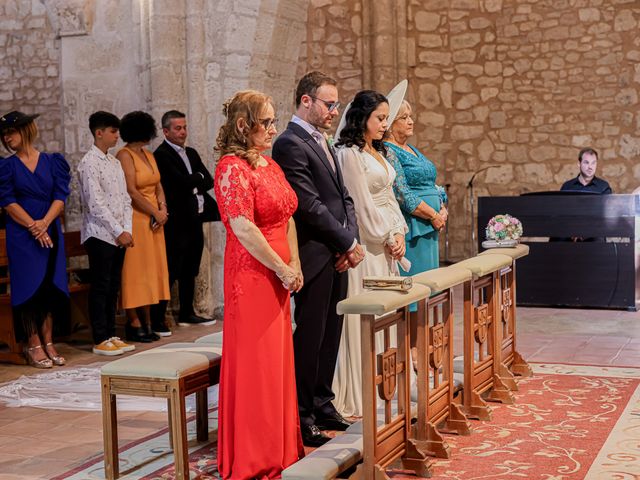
300,0,640,259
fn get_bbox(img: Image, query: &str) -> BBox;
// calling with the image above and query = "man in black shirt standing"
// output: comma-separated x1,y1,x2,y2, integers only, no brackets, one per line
560,147,612,194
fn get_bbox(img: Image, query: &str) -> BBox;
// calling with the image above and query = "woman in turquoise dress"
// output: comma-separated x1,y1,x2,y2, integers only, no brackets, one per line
385,100,447,365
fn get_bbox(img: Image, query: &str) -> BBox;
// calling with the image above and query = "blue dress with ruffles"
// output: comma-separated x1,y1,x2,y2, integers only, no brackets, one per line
0,152,71,306
385,142,445,278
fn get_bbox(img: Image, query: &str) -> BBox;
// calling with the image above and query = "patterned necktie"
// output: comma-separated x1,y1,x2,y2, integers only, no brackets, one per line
312,131,336,173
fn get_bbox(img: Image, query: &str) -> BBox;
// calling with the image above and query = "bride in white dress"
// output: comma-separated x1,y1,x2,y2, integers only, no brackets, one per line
332,89,408,416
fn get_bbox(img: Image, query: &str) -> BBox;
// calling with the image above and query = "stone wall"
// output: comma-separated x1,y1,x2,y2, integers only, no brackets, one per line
301,0,640,260
0,0,310,319
0,1,62,153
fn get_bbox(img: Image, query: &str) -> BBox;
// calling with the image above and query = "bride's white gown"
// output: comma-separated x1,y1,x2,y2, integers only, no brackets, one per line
332,146,408,417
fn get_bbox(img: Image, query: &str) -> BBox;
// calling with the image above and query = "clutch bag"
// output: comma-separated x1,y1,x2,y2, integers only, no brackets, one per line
362,276,412,291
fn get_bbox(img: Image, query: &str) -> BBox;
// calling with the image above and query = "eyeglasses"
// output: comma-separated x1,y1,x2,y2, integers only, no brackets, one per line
309,96,340,113
395,114,413,122
258,117,278,130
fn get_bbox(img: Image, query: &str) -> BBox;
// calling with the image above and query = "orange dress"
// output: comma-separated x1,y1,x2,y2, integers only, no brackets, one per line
119,147,170,309
214,155,304,479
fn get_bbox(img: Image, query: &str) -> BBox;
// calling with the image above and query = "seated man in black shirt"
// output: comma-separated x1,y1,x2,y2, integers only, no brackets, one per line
560,147,612,194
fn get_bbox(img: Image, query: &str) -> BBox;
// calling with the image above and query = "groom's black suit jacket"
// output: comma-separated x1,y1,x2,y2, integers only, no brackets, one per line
272,120,359,423
272,122,358,281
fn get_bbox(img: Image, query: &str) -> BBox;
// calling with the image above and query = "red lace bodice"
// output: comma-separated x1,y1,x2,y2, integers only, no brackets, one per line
214,155,298,275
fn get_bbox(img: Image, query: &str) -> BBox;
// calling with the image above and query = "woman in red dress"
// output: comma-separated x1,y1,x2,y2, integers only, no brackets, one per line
214,90,304,479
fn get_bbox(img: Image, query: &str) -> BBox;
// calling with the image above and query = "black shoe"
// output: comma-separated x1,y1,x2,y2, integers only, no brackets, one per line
125,324,153,343
152,320,172,337
301,424,331,447
178,315,217,326
143,323,161,341
315,410,353,431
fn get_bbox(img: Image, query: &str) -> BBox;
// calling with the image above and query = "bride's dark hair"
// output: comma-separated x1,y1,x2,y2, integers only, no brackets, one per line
335,90,388,156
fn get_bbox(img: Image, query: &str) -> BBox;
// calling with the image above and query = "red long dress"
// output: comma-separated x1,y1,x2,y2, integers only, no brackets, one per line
214,155,304,479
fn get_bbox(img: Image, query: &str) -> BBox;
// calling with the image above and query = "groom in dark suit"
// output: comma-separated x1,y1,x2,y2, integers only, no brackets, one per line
150,110,218,335
272,71,365,447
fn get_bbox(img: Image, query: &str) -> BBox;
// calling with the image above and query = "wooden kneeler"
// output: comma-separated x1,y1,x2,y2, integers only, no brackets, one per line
337,284,432,479
479,245,533,381
100,343,221,480
412,266,473,459
453,254,515,421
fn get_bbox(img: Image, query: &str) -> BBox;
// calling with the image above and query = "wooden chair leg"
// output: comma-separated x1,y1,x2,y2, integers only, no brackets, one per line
101,376,119,480
170,381,189,480
167,399,174,450
196,389,208,442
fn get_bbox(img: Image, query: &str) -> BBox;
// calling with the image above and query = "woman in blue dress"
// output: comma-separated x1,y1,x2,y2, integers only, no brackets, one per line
0,111,71,368
384,101,447,366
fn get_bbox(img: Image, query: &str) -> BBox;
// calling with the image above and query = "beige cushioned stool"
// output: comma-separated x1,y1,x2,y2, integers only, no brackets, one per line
454,253,512,277
281,433,363,479
478,243,529,260
100,343,221,480
413,266,471,294
194,331,224,346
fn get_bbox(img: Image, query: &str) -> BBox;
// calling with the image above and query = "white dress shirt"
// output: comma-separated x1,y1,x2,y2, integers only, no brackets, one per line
165,139,204,214
78,145,133,246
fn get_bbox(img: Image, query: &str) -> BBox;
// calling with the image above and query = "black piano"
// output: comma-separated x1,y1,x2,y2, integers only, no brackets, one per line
478,193,639,310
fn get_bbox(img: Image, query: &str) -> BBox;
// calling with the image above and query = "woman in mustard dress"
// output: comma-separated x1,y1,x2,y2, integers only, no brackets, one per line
116,111,170,342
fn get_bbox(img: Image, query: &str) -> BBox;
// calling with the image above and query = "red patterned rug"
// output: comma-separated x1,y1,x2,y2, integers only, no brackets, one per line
56,364,640,479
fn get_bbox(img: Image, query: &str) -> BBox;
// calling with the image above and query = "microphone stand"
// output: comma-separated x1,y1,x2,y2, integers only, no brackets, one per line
467,166,499,256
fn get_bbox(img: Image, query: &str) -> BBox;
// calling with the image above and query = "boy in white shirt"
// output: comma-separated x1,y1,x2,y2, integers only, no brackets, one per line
78,111,135,355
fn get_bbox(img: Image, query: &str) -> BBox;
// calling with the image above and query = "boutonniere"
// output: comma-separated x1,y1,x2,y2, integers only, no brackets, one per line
324,133,335,148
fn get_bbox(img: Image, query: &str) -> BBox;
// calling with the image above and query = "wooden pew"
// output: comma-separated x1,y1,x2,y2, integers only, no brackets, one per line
452,254,515,421
412,266,472,459
0,230,89,364
479,245,533,383
336,284,432,479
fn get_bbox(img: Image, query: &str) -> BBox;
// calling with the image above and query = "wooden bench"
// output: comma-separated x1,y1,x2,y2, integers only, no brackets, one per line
336,284,432,479
479,245,532,381
452,254,515,421
412,266,472,459
0,230,89,364
100,342,221,480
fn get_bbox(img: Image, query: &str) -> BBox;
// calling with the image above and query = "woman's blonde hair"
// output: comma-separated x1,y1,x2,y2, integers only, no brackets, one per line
392,100,412,127
215,90,274,168
1,120,38,152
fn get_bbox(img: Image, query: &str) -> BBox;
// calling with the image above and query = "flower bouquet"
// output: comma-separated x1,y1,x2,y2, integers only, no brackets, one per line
482,214,523,248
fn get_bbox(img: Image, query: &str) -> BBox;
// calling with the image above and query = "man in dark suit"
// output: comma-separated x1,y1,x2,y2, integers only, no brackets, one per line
150,110,217,335
272,71,365,447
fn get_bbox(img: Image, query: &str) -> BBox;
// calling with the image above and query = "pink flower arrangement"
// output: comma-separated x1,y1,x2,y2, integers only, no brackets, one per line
485,214,523,241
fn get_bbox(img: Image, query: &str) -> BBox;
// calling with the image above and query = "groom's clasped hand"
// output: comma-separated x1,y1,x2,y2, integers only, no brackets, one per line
334,243,364,273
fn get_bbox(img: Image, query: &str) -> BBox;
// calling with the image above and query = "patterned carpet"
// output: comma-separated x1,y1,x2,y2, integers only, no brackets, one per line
54,363,640,480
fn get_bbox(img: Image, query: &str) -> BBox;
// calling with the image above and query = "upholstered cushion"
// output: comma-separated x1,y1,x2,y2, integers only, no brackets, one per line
345,400,419,435
453,254,512,277
194,332,224,346
337,284,431,315
413,266,471,293
281,433,363,479
453,354,483,374
479,243,529,260
101,343,221,379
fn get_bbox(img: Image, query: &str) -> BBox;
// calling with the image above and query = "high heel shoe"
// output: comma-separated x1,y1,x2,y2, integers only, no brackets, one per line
125,323,153,343
24,345,53,369
44,342,66,366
